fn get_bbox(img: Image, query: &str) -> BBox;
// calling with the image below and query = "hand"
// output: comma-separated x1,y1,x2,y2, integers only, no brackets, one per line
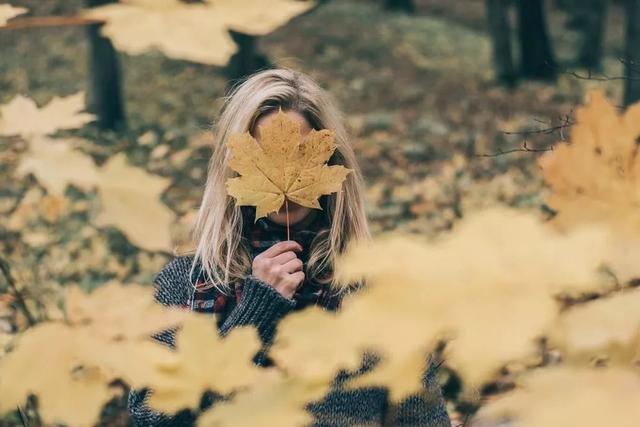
251,240,304,299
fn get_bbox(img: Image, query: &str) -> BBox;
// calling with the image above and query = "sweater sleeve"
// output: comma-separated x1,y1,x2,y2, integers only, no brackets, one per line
389,353,452,427
127,257,296,426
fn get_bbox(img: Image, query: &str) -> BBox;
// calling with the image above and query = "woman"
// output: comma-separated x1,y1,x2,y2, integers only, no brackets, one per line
128,68,451,426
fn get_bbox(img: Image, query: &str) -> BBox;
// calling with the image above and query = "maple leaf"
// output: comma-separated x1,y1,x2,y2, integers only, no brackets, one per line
539,89,640,235
473,367,640,427
226,108,352,220
333,208,616,389
15,137,98,195
0,93,94,138
65,282,187,340
0,4,27,26
198,369,329,427
94,153,175,252
140,314,263,413
0,323,116,426
84,0,314,65
548,288,640,366
271,306,364,382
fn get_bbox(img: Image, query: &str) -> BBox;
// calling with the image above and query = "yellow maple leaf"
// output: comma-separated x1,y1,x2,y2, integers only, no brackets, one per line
539,89,640,235
141,314,263,413
15,137,99,195
0,4,27,27
226,108,352,220
0,323,115,427
65,281,187,340
548,288,640,366
334,208,615,390
0,93,94,138
198,369,329,427
473,367,640,427
85,0,314,65
94,153,175,252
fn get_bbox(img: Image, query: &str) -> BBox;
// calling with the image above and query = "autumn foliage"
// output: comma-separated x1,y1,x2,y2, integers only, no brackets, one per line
1,88,640,427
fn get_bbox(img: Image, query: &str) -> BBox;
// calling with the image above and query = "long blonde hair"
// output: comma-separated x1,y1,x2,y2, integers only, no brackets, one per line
184,68,370,296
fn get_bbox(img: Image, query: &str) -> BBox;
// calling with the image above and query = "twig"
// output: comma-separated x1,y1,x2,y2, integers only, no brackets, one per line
16,405,28,427
0,16,105,31
0,255,36,326
477,140,554,157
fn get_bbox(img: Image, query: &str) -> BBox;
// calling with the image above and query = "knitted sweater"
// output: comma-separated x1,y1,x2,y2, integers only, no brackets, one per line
128,214,451,426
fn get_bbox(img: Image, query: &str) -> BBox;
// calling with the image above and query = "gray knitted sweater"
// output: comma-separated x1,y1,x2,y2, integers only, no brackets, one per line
128,255,451,426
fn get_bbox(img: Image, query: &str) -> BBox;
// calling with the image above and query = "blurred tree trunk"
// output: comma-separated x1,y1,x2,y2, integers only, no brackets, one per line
624,0,640,106
384,0,416,13
486,0,516,86
224,30,271,92
566,0,608,70
517,0,557,81
85,0,126,130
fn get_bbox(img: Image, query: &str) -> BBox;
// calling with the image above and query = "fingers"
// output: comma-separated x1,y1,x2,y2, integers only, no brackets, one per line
281,257,303,273
286,271,305,287
261,240,303,258
272,250,298,265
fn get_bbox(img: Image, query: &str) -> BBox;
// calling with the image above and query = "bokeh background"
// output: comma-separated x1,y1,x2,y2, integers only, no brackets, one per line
1,0,638,425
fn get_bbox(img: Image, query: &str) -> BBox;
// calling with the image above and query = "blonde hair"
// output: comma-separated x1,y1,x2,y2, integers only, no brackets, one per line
183,68,370,296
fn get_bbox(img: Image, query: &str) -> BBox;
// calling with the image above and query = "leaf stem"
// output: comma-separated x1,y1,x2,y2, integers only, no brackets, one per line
285,199,290,241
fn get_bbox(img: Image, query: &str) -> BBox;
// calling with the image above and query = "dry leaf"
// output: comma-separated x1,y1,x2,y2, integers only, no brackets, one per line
272,306,364,382
539,89,640,235
94,153,174,252
198,370,329,427
226,108,351,220
142,314,263,413
0,93,94,138
473,367,640,427
549,288,640,366
335,208,613,389
0,4,27,26
15,137,98,195
0,323,115,427
65,281,187,340
85,0,314,65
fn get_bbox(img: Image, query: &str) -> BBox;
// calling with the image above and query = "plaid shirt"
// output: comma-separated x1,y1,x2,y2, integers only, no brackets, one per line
190,207,342,316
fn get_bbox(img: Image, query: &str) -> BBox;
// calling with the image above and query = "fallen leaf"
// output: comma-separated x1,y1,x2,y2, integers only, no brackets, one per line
0,93,94,138
15,137,98,195
0,4,27,26
94,153,174,252
198,369,329,427
85,0,314,65
473,367,640,427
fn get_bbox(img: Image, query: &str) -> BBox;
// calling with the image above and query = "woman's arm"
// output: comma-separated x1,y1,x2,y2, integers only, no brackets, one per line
127,256,297,426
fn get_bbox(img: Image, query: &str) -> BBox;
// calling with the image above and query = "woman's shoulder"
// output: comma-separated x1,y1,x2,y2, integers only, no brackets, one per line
152,254,197,308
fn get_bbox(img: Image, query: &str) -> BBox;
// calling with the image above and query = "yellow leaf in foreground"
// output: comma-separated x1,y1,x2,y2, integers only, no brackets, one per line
94,153,174,252
539,89,640,235
198,370,329,427
85,0,314,65
15,137,98,195
0,4,27,26
335,208,615,388
473,367,640,427
226,108,351,220
144,314,263,413
0,323,114,427
0,93,94,138
549,288,640,366
271,306,364,382
65,281,187,340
